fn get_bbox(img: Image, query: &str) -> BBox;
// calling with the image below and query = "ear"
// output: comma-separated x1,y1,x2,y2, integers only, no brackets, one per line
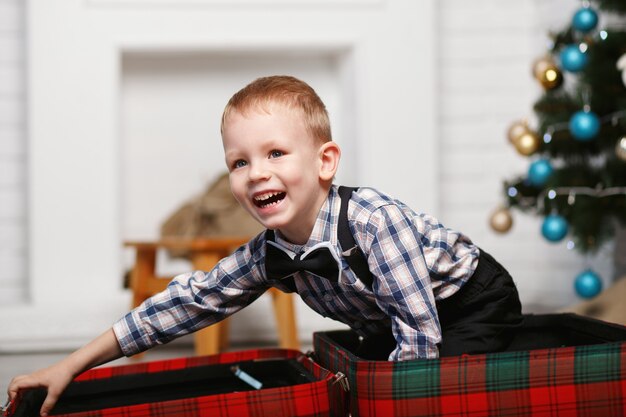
318,141,341,182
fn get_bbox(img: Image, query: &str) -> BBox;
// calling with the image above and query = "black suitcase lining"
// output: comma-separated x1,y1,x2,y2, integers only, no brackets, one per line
14,359,316,416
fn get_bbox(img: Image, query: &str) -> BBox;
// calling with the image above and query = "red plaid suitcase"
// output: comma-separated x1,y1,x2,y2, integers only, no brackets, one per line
313,313,626,417
5,348,347,417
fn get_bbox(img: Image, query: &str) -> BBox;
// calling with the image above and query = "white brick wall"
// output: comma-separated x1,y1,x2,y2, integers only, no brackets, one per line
0,0,611,310
0,0,27,305
438,0,612,309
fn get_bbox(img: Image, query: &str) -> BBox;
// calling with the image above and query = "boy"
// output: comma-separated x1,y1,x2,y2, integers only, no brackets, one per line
8,75,523,416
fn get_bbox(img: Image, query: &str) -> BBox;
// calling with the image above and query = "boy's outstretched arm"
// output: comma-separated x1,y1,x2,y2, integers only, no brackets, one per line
7,328,123,417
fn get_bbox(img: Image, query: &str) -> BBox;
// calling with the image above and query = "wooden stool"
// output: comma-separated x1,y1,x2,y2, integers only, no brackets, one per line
124,238,300,355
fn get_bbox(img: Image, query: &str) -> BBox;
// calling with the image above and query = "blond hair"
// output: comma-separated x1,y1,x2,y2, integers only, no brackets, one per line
221,75,332,143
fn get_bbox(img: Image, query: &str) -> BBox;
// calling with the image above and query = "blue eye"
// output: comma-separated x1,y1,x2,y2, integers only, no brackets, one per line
270,150,284,158
233,160,247,169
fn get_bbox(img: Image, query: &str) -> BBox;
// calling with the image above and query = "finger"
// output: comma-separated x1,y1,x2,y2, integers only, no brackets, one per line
7,377,28,400
7,387,16,401
40,392,60,417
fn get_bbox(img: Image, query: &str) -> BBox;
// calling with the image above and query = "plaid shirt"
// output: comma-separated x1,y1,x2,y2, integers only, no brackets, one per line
114,186,479,361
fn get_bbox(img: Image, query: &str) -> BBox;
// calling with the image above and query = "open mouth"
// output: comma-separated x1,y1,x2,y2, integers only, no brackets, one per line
253,191,286,208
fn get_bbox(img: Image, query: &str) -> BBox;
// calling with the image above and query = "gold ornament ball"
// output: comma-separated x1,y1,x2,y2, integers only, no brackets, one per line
538,65,563,90
616,136,626,162
532,57,563,90
489,207,513,233
507,120,529,144
514,131,541,156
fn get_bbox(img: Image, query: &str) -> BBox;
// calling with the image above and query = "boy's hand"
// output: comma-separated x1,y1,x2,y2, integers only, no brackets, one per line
7,363,74,417
6,328,123,417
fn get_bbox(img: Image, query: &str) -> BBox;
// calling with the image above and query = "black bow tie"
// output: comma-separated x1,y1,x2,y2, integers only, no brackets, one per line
265,242,340,283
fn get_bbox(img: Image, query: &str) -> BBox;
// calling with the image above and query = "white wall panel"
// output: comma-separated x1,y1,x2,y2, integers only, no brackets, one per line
0,0,27,305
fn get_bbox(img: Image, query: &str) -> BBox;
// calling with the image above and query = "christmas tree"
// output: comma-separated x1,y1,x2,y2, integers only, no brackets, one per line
490,0,626,299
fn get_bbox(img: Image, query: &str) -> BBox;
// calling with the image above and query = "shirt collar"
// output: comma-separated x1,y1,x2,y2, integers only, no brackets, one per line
273,185,340,252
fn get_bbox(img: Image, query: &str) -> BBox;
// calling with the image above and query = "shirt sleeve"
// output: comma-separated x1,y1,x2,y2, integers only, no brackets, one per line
113,237,269,356
364,204,442,360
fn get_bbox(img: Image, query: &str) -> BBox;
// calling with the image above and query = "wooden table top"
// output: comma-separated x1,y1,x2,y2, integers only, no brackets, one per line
124,237,251,251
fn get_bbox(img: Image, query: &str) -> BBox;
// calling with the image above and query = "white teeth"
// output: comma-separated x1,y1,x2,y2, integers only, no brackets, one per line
253,191,285,208
254,192,281,202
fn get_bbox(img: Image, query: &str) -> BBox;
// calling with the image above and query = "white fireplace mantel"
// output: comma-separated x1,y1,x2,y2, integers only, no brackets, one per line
0,0,437,351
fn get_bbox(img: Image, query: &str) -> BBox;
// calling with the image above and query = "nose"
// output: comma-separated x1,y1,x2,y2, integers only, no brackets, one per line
248,160,271,182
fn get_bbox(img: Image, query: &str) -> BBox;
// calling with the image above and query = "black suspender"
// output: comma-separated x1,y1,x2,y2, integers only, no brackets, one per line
337,186,374,289
266,186,374,293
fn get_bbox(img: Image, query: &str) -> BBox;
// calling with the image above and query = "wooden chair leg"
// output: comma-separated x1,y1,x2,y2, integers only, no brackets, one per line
131,247,157,308
190,251,227,355
194,322,224,356
128,247,158,361
270,288,300,350
219,318,230,351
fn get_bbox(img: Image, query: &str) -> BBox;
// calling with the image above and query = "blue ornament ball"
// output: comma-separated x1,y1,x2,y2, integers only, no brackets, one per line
572,7,599,33
560,44,588,72
541,214,568,242
574,269,603,299
527,158,553,187
569,110,600,141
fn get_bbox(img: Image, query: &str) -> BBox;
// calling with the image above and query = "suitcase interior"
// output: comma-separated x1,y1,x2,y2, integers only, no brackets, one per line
14,358,316,416
506,313,626,351
319,313,626,361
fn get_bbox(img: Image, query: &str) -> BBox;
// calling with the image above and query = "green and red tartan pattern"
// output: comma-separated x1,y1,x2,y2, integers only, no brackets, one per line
46,349,345,417
313,333,626,417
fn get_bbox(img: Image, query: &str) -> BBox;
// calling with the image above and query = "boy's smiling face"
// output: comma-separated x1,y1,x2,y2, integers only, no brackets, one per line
222,103,339,244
